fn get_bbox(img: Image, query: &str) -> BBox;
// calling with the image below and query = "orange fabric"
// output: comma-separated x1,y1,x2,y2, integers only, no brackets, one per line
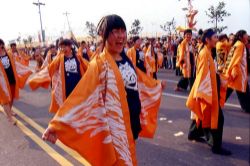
178,39,191,78
157,52,163,68
216,41,230,73
48,48,162,165
0,53,32,104
41,50,58,68
126,47,137,67
224,41,248,92
143,46,148,55
77,46,93,60
176,45,180,67
136,68,162,138
29,51,88,113
186,45,219,129
145,45,157,78
8,50,30,66
90,47,102,61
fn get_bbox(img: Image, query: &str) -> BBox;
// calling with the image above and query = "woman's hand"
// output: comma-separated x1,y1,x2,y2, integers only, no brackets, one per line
42,127,58,144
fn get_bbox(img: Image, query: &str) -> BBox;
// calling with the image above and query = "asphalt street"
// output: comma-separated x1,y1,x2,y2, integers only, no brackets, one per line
0,65,249,166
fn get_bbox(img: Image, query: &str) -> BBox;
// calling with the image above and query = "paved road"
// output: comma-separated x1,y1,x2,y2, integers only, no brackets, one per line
0,67,249,166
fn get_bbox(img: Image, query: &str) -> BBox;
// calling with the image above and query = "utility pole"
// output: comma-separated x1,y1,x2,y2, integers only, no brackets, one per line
63,11,71,31
33,0,45,43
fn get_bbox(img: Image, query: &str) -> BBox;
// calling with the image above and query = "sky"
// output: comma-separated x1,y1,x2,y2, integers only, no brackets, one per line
0,0,249,42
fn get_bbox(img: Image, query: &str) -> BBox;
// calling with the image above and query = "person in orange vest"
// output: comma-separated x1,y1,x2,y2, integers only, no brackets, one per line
186,28,231,155
33,48,44,72
0,39,32,125
175,29,194,91
145,38,158,79
78,40,93,61
175,38,183,76
29,39,88,114
224,30,249,113
127,36,147,73
216,34,231,73
41,44,58,68
42,14,165,166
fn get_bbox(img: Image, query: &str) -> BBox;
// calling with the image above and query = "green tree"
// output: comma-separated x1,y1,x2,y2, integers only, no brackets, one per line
129,19,143,37
85,21,97,39
28,35,33,45
160,17,177,36
16,36,21,45
205,1,231,33
23,38,28,47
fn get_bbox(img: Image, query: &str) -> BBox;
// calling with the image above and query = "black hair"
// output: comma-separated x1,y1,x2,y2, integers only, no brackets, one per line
132,36,140,43
49,44,56,49
232,30,247,45
59,39,73,46
201,28,216,44
10,43,17,47
97,14,126,50
0,38,5,46
218,34,228,42
81,40,86,45
198,29,203,36
197,28,216,54
184,29,192,35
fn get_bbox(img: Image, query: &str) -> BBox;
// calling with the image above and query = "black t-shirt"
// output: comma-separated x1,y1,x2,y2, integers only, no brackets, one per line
64,55,81,98
136,49,146,73
0,55,16,85
82,53,90,61
116,56,142,140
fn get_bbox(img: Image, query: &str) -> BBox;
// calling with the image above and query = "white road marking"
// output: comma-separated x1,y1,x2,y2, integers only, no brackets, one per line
174,131,184,137
159,117,167,121
235,136,242,140
168,120,173,123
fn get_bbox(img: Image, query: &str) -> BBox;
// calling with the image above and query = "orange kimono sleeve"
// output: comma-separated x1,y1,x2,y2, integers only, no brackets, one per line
137,68,162,138
0,63,12,104
14,60,33,89
126,47,136,67
49,59,118,166
186,52,212,120
87,50,93,59
28,67,51,90
48,52,138,166
178,41,185,68
157,52,163,68
227,43,244,79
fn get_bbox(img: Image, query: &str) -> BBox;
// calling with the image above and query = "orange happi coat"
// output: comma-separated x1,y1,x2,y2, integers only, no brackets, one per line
216,41,231,73
0,53,32,104
48,48,162,166
186,45,219,129
178,39,191,78
224,41,248,92
145,45,157,78
29,51,88,113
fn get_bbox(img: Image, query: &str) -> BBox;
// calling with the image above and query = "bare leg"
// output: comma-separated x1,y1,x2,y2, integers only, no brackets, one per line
2,104,16,125
9,101,16,116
